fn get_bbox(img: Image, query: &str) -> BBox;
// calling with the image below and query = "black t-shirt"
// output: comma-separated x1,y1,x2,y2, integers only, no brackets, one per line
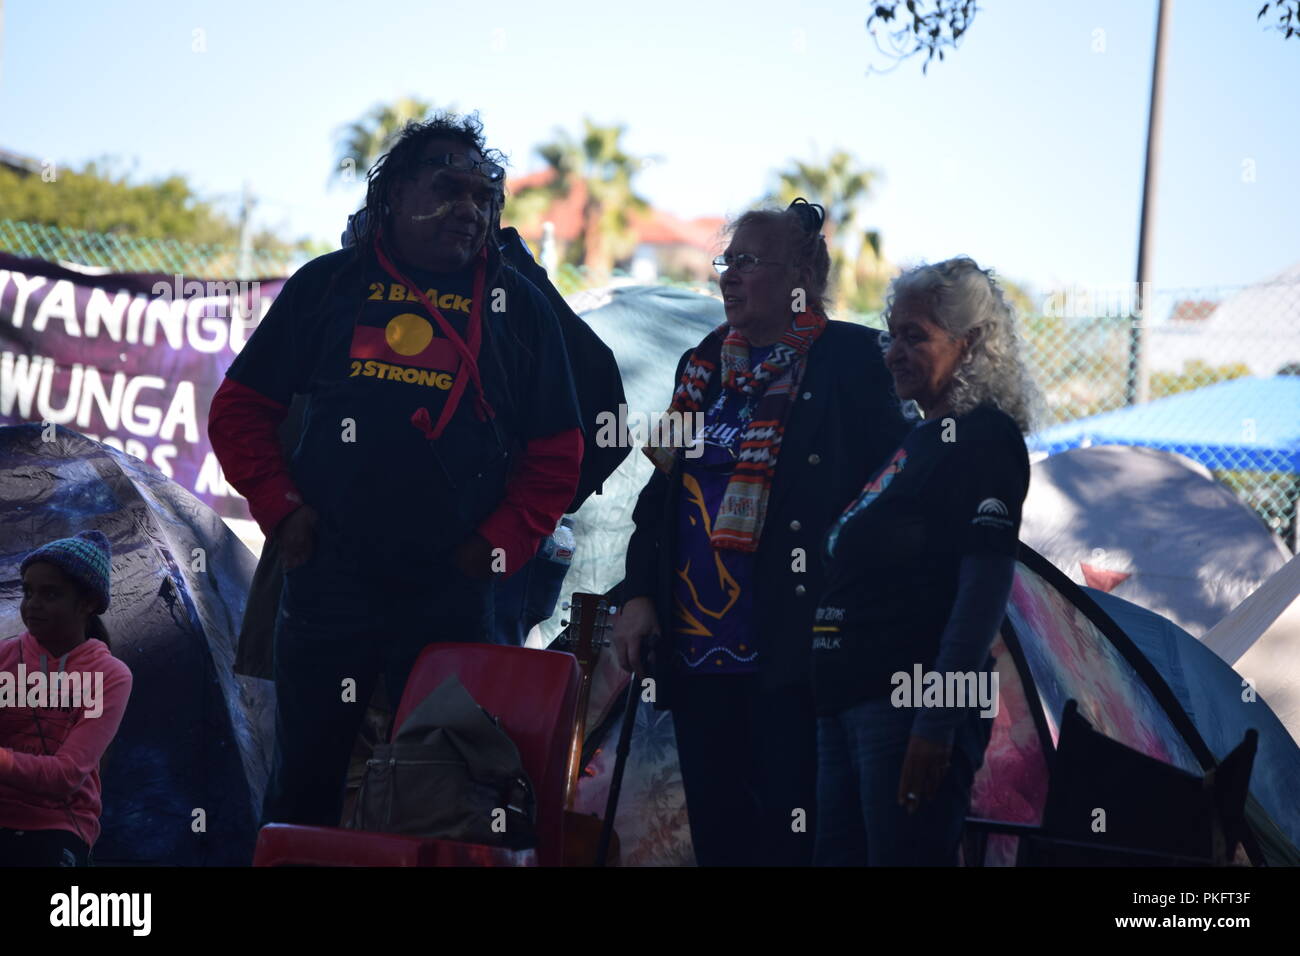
225,248,581,581
812,403,1030,712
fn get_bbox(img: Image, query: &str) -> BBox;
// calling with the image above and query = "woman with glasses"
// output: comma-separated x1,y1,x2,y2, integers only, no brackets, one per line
812,257,1036,865
612,199,909,866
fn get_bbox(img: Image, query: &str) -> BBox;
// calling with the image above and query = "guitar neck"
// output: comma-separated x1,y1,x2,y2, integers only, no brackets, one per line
566,672,595,810
559,592,612,810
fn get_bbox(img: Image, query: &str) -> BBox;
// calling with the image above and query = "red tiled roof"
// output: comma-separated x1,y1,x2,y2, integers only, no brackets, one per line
507,169,554,191
506,169,587,242
629,208,726,250
1169,299,1217,322
505,169,722,252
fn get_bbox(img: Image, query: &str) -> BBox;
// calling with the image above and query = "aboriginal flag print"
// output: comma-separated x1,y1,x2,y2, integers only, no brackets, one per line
351,313,460,369
347,278,473,390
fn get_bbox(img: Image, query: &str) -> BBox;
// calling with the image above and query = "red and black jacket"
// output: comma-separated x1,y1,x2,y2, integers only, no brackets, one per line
209,238,584,580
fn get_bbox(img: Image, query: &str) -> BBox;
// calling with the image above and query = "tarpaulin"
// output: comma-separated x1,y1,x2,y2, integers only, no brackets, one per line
0,423,271,864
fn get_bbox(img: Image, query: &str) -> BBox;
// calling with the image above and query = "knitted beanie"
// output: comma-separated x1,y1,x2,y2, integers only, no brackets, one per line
20,530,112,614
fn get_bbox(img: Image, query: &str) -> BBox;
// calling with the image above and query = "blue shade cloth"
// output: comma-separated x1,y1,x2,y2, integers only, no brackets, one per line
1028,377,1300,474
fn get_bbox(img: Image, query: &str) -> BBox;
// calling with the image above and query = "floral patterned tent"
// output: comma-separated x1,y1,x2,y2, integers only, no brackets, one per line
970,545,1298,865
573,543,1300,865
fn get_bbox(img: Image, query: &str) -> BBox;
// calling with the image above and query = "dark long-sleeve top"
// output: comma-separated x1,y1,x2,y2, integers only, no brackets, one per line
208,242,583,576
621,320,911,707
813,406,1030,718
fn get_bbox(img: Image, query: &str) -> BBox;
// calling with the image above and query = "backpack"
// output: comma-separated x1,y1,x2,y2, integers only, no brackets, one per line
347,675,537,849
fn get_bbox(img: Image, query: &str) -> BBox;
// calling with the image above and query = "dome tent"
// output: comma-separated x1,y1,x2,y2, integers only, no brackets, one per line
1080,587,1300,863
0,424,270,864
1021,444,1291,637
1202,553,1300,747
573,544,1300,866
546,286,1299,865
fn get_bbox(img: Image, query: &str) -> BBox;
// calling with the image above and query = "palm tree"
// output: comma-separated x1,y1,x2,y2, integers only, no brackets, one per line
507,119,650,281
332,97,437,186
769,150,885,313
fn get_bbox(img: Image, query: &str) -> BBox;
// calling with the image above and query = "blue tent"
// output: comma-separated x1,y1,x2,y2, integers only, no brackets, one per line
1030,377,1300,474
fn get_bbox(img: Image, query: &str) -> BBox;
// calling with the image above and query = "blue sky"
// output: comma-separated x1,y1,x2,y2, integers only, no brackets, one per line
2,0,1297,298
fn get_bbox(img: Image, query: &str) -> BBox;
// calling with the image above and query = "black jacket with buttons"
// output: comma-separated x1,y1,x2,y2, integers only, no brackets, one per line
620,320,910,707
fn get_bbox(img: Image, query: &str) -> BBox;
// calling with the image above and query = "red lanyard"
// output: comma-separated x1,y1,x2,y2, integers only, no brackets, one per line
372,233,495,440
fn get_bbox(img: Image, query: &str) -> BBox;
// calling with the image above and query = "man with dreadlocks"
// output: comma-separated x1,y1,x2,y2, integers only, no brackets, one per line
208,111,583,827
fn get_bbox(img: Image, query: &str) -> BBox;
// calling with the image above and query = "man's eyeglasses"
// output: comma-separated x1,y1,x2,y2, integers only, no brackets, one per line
712,253,785,276
418,154,506,183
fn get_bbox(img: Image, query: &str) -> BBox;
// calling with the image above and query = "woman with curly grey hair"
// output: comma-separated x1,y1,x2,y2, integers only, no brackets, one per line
810,256,1036,866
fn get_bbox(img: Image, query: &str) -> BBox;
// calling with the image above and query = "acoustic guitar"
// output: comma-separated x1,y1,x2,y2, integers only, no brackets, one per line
552,591,621,866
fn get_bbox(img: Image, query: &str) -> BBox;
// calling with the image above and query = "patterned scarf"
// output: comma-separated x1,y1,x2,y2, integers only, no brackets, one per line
645,310,828,552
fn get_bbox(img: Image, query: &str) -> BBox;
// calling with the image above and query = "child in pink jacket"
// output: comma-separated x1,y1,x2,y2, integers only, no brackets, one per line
0,530,132,867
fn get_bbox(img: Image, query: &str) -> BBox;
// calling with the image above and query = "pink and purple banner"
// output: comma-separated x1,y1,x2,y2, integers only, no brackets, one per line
0,251,288,519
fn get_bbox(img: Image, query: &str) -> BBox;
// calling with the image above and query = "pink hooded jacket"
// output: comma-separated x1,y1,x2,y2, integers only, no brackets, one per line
0,631,132,847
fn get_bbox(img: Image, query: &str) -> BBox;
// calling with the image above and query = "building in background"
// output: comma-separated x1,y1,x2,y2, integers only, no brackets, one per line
1147,261,1300,377
505,169,724,283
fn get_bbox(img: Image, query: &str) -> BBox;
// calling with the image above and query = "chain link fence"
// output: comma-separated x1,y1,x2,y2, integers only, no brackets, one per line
1018,277,1300,547
0,219,299,278
3,218,1295,546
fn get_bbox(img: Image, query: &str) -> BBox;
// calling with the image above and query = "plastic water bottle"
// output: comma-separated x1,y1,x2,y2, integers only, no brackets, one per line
549,516,576,567
522,517,576,637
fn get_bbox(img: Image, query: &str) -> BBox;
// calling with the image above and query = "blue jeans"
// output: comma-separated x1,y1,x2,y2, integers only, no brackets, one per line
489,541,569,646
261,521,490,828
814,696,992,866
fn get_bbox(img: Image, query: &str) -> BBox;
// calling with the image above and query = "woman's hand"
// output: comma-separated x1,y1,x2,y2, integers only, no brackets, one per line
897,733,953,814
277,505,319,571
611,596,659,673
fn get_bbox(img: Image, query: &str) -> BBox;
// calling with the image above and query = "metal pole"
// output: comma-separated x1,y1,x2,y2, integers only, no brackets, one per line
1129,0,1173,406
596,669,641,867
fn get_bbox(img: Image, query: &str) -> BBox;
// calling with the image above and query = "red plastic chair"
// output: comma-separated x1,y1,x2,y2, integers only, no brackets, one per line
253,643,581,867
